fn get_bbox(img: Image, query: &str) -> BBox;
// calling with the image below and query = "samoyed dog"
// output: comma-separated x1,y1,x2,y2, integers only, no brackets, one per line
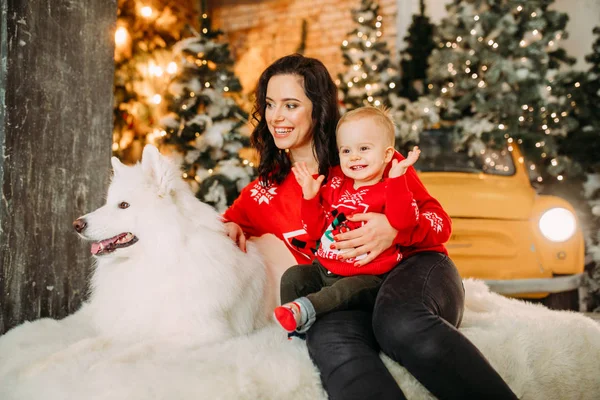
74,144,266,344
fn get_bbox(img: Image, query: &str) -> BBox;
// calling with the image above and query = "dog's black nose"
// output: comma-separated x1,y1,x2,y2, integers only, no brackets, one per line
73,218,87,233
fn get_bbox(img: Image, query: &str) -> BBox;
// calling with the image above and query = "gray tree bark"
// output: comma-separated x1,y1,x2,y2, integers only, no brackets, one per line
0,0,116,334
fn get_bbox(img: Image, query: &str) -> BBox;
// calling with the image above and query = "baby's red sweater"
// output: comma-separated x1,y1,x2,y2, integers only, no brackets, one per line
302,166,416,276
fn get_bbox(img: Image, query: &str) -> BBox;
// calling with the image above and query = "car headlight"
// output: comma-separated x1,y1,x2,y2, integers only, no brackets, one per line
538,207,577,242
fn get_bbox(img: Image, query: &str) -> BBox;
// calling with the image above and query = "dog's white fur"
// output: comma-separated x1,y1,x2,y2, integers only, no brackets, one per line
1,145,599,399
81,145,266,344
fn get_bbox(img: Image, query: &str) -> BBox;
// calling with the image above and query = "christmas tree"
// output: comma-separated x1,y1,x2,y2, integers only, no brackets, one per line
113,0,255,212
555,27,600,174
397,0,436,101
158,14,255,212
337,0,401,111
389,0,440,146
113,0,192,162
427,0,577,183
584,27,600,131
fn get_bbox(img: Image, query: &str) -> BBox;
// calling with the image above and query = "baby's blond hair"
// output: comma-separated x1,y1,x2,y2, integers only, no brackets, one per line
336,106,396,147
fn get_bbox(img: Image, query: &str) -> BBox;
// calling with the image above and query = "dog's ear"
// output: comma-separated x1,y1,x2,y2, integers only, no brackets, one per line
141,144,161,169
141,144,179,197
141,144,162,190
111,157,125,176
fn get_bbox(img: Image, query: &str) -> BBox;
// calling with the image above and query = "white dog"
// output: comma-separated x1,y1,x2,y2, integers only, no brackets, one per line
73,144,266,344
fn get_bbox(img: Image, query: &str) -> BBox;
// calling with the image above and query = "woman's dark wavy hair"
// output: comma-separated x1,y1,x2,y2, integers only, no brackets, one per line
250,54,340,186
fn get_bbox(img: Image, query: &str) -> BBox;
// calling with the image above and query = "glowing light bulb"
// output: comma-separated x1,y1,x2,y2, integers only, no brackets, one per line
115,27,128,46
167,62,177,74
151,94,162,104
140,6,153,17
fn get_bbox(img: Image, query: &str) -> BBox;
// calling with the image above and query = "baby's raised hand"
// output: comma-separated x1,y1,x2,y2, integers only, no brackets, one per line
291,162,324,200
389,146,421,179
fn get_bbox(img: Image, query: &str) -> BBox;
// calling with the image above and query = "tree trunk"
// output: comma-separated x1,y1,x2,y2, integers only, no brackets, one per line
0,0,116,334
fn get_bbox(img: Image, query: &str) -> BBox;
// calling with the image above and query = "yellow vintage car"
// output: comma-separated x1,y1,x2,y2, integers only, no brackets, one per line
411,130,585,310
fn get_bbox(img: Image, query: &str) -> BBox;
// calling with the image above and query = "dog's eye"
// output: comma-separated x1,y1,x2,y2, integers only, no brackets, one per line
118,202,130,209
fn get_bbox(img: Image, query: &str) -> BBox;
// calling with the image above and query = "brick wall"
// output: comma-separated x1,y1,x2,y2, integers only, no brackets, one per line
207,0,398,95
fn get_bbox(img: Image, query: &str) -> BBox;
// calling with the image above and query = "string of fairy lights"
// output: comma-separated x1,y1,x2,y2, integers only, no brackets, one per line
339,14,387,106
112,3,255,186
115,1,588,185
426,3,583,183
336,0,400,109
113,4,176,153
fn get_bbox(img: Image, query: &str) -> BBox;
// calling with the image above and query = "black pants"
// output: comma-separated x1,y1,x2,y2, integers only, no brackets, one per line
280,260,385,317
305,252,518,400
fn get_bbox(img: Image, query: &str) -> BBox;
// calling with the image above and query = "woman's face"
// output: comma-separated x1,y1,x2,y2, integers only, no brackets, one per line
265,74,314,152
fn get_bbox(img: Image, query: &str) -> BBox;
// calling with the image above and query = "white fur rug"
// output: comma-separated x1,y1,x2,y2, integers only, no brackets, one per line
1,279,599,400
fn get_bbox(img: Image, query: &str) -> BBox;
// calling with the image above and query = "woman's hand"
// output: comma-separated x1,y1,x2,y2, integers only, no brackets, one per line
291,162,324,200
333,213,398,266
224,221,247,252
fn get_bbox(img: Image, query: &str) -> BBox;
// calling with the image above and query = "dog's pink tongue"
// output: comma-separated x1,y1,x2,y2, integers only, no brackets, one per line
91,242,101,255
91,238,114,255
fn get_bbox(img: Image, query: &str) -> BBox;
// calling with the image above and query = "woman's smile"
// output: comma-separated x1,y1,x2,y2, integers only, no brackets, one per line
265,74,314,154
273,127,294,137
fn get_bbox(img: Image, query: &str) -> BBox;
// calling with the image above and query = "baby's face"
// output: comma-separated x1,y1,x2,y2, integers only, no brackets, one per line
337,118,393,186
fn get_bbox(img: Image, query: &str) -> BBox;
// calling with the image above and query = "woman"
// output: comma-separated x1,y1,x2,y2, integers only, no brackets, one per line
223,54,518,400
